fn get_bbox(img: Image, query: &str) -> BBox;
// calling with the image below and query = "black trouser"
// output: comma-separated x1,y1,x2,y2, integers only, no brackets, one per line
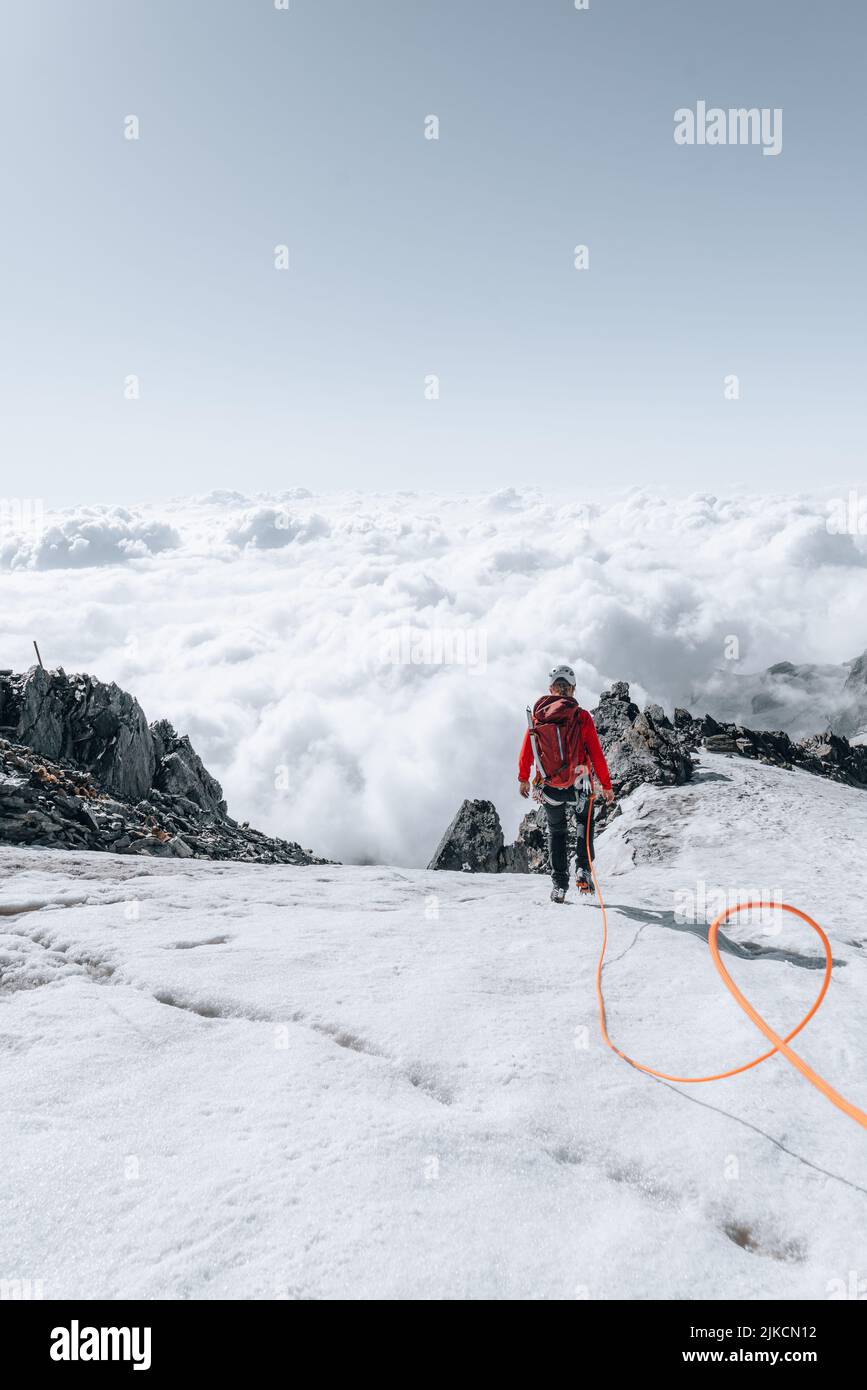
542,785,594,891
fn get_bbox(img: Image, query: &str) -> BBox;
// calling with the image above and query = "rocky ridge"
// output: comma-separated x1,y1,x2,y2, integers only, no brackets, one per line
0,666,325,864
428,680,867,874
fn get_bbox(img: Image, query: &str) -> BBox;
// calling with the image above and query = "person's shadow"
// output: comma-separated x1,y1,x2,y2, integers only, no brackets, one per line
603,902,839,971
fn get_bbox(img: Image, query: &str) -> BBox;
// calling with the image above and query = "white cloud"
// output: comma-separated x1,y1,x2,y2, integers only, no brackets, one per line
225,507,330,549
2,487,865,866
0,506,181,570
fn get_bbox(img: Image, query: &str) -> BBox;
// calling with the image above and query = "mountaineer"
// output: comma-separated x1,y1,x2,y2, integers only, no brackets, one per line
518,665,615,903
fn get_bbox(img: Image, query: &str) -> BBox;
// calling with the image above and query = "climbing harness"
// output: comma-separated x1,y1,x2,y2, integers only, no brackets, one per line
584,775,867,1131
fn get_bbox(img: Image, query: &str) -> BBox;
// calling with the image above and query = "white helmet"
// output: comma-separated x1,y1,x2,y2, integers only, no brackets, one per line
548,664,576,687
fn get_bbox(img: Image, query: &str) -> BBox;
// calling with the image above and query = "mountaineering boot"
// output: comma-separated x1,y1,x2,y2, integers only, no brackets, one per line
550,886,567,904
575,871,593,895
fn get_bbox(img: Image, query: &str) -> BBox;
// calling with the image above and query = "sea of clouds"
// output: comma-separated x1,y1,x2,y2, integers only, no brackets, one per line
2,487,865,866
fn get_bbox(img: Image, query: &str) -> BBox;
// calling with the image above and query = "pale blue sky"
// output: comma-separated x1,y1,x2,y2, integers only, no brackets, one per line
1,0,864,505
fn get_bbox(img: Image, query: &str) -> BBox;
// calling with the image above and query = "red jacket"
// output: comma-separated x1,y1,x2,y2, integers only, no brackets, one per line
518,704,612,791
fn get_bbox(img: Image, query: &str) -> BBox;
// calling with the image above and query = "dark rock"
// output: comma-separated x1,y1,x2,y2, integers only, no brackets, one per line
704,733,738,753
0,666,330,865
428,795,581,876
13,666,68,761
11,666,156,802
151,720,226,813
693,647,867,740
592,682,695,805
508,808,550,874
427,799,508,872
686,711,867,786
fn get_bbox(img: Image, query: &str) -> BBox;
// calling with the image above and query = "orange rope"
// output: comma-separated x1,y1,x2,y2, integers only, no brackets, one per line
584,784,867,1130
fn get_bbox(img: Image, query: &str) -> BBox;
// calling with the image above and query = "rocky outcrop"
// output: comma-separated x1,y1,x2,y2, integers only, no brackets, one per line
599,685,867,788
429,678,867,872
507,808,550,874
693,646,867,741
592,681,695,804
427,796,594,876
427,797,565,875
426,800,512,873
711,722,867,785
150,720,226,813
0,667,327,864
5,666,156,802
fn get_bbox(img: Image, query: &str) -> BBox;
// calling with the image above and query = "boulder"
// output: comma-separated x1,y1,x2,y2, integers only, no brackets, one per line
427,799,509,872
591,682,695,800
12,666,156,802
151,720,226,813
13,666,69,761
507,807,550,873
703,733,738,753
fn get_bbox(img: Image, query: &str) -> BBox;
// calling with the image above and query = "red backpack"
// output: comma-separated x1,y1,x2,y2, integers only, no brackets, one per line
527,695,587,788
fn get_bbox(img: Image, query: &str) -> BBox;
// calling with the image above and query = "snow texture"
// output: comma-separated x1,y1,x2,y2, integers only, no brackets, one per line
2,752,866,1299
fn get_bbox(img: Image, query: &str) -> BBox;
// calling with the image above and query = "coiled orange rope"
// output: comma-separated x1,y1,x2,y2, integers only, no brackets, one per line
585,784,867,1130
